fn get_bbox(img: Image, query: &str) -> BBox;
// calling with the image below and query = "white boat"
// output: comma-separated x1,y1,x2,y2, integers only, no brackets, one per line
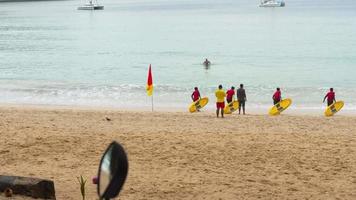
259,0,285,7
78,0,104,10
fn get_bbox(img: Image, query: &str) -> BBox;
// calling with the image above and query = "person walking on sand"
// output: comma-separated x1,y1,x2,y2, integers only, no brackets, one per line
191,87,201,112
191,87,201,102
272,87,282,105
323,88,336,106
215,85,226,118
236,84,247,115
226,86,235,104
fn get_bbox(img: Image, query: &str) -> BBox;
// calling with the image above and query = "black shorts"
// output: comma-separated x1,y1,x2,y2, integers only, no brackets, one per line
327,100,334,106
239,100,245,108
227,99,232,104
273,100,280,105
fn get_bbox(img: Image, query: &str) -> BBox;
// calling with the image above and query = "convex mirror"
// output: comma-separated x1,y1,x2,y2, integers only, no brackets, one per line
97,141,128,200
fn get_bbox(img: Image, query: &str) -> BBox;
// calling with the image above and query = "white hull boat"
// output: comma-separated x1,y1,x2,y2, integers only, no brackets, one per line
78,0,104,10
259,0,285,7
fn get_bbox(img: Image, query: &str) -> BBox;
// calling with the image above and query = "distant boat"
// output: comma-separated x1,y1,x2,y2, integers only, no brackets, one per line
259,0,285,7
78,0,104,10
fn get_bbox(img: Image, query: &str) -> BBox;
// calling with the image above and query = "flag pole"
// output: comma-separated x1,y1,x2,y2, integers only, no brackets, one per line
151,94,154,112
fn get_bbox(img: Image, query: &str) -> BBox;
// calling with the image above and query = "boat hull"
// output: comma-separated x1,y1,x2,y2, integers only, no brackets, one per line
77,5,104,10
259,1,285,7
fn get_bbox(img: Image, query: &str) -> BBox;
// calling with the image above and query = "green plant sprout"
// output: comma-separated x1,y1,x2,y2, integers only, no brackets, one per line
77,175,87,200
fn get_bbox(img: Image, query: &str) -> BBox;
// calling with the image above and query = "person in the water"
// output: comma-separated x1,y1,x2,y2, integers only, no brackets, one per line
203,58,211,66
323,88,336,106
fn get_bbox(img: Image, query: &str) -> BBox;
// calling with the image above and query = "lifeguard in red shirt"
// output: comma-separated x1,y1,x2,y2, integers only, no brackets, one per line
191,87,201,102
323,88,336,106
226,86,235,104
272,88,282,105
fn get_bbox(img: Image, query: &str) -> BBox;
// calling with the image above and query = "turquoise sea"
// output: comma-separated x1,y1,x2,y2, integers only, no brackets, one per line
1,0,356,112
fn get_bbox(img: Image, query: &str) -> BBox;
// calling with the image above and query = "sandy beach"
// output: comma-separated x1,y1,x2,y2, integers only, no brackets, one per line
0,105,356,199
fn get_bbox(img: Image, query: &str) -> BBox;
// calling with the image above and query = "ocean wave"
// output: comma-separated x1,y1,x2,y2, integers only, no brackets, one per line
1,81,356,110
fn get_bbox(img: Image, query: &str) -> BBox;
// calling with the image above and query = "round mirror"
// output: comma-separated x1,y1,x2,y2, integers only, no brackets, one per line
97,141,128,199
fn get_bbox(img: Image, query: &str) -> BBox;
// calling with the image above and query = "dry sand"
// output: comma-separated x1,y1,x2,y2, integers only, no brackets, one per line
0,105,356,199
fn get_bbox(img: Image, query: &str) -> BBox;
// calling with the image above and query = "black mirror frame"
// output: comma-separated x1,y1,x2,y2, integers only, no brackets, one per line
97,141,128,199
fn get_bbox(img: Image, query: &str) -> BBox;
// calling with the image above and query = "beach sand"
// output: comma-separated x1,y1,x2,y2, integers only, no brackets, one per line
0,105,356,199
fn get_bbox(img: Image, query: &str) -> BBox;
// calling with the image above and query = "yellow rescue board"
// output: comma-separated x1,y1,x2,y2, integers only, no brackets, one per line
224,101,239,114
189,97,209,113
269,98,292,116
324,101,344,117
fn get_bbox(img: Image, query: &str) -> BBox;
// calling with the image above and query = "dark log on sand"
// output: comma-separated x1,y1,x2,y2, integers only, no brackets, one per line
0,175,55,199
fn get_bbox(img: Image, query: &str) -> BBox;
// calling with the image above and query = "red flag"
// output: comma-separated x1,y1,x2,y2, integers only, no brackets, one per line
146,64,153,96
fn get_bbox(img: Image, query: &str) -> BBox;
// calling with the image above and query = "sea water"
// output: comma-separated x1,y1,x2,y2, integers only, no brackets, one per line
0,0,356,112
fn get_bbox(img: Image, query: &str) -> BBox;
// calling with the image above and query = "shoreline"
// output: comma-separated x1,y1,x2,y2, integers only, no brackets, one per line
0,102,355,116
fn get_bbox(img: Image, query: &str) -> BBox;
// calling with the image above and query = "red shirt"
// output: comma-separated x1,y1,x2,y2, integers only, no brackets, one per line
326,91,335,101
273,91,281,101
226,89,235,101
192,90,200,101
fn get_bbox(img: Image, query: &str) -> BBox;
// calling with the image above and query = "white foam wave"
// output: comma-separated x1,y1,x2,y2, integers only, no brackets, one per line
1,80,356,111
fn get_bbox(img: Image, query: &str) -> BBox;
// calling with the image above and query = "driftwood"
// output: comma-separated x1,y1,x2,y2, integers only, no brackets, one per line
0,175,55,199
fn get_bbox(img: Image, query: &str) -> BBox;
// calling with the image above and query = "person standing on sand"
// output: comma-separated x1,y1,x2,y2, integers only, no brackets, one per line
191,87,201,102
215,85,226,118
226,86,235,104
236,84,247,115
272,88,282,105
323,88,336,106
191,87,201,112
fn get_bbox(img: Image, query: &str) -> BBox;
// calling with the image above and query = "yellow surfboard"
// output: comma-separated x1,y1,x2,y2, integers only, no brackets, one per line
269,98,292,116
189,97,209,113
224,101,239,114
324,101,344,117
